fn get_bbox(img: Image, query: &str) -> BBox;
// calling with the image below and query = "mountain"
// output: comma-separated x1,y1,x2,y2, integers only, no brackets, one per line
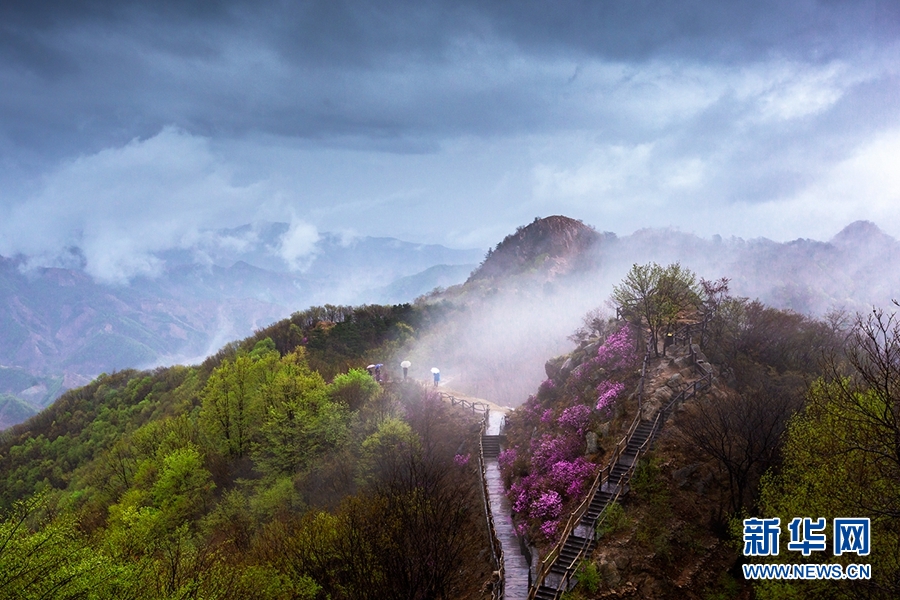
0,303,492,599
403,217,900,407
469,215,600,281
3,216,898,599
0,226,482,427
5,215,899,428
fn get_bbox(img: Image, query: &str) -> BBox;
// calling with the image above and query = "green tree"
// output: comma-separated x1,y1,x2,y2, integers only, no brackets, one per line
756,308,900,599
0,494,131,599
757,382,900,599
200,352,276,459
252,351,348,478
151,446,215,528
611,262,699,356
328,368,380,411
359,418,421,487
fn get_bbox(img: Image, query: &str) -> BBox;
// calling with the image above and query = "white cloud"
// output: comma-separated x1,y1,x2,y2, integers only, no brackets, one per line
734,60,851,122
760,128,900,238
0,127,279,283
278,218,320,271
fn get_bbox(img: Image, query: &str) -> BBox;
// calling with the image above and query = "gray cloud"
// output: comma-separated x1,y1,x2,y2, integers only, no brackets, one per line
3,1,897,150
1,1,899,271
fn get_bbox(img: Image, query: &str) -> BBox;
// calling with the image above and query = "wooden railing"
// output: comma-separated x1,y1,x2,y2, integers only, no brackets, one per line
476,420,505,600
527,347,651,599
440,391,491,416
436,390,504,599
528,326,713,599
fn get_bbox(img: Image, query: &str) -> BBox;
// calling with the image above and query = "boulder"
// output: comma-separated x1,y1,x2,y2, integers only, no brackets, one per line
642,394,664,420
653,387,673,403
544,355,566,380
673,463,700,488
666,373,684,389
674,354,694,369
599,558,621,587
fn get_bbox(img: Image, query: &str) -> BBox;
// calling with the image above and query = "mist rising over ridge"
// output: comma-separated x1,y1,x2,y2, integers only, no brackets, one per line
406,217,900,407
3,214,897,427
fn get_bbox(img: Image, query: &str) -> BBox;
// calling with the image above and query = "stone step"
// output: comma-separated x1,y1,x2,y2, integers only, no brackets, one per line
534,585,558,600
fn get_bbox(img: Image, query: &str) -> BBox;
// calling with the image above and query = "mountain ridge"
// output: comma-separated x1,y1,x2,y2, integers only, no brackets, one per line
4,216,900,428
0,228,483,427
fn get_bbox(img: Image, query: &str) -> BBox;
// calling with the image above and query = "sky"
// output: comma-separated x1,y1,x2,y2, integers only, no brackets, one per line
2,0,900,283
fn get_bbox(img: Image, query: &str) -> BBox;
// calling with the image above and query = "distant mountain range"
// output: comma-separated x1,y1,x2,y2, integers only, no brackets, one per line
3,216,899,428
463,216,900,316
0,223,482,427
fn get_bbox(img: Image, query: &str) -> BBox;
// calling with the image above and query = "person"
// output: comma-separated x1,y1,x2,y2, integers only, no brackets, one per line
433,369,440,387
374,364,382,383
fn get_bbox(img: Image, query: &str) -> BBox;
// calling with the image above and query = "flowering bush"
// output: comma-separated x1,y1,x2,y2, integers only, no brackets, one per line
540,519,560,538
520,395,545,427
548,457,595,496
596,380,625,412
498,448,517,471
531,434,582,472
537,378,557,400
596,326,637,370
557,404,591,434
504,432,596,543
510,474,540,514
530,491,562,519
501,325,639,545
454,453,470,467
564,327,638,407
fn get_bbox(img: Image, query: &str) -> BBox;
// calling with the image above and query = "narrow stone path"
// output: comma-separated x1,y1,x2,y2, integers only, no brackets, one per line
485,409,530,599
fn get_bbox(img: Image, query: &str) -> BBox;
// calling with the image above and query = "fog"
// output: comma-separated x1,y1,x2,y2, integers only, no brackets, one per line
404,219,900,406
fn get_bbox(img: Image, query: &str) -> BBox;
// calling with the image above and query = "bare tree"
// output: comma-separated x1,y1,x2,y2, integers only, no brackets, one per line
680,370,804,516
823,306,900,518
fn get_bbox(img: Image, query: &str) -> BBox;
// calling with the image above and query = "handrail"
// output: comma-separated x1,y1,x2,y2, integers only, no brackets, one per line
528,346,651,599
435,388,504,599
476,414,505,600
557,373,712,595
441,391,492,417
528,324,713,599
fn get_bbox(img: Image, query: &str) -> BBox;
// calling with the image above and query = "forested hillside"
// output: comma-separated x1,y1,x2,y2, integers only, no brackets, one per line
4,217,900,600
0,302,492,599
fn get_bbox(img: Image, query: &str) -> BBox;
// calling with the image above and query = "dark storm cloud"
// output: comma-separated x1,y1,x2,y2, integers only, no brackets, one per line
2,0,898,162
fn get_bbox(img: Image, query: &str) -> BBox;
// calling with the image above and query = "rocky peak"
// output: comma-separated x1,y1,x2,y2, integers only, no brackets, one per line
468,215,599,281
830,220,894,248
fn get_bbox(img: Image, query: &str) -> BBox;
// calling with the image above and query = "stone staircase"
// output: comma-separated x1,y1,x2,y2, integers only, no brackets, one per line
482,435,503,459
532,422,657,599
531,373,711,600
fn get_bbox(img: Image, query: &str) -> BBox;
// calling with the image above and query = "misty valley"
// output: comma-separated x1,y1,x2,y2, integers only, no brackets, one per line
1,216,899,600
